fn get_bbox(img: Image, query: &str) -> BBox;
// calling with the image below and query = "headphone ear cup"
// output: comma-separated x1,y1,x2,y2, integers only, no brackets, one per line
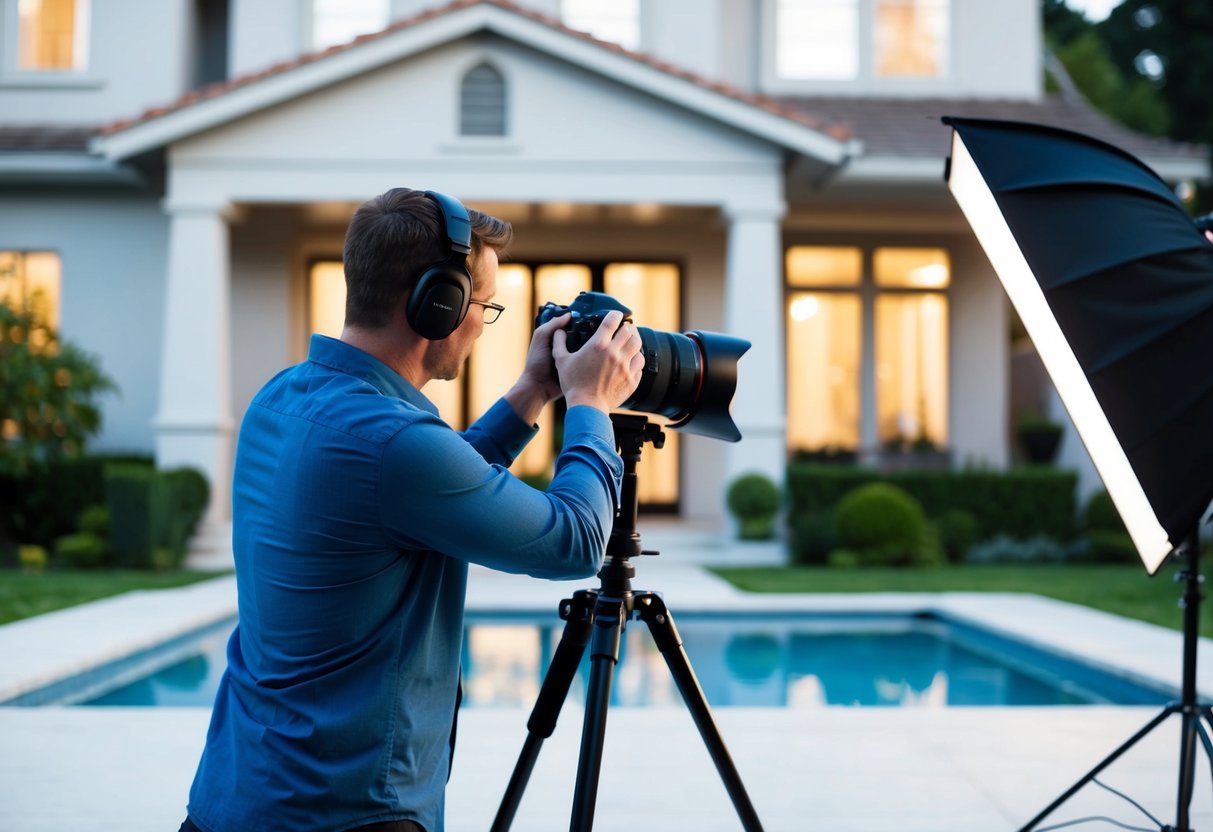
407,265,471,340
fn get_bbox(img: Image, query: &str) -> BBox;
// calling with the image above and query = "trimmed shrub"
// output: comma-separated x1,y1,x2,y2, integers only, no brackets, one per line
54,532,109,569
833,483,927,566
965,534,1068,564
727,473,782,540
105,464,209,570
18,544,48,572
1083,489,1126,533
77,504,110,538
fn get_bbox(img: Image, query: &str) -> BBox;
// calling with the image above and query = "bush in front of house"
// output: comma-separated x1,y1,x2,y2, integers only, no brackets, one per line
1079,488,1136,563
935,508,983,563
726,472,782,540
790,509,838,565
786,462,1078,543
832,482,932,567
965,534,1069,564
106,464,210,570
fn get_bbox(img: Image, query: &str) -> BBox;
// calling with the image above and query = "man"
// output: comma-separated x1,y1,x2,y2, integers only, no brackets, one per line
180,187,644,831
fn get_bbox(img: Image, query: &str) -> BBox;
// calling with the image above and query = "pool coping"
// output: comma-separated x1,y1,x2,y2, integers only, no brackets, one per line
2,561,1209,706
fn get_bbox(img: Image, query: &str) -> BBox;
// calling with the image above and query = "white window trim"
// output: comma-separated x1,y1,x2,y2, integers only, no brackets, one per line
0,0,101,88
759,0,955,97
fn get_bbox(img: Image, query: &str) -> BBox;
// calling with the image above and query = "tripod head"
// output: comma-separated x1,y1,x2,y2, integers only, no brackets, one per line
598,414,665,592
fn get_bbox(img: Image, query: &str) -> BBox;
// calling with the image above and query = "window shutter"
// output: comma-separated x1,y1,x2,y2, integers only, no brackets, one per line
460,64,506,136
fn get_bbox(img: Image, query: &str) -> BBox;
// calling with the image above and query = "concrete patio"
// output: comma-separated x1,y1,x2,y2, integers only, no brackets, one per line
2,522,1212,831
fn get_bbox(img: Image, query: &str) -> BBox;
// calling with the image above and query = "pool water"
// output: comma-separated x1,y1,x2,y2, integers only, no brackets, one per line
74,612,1170,708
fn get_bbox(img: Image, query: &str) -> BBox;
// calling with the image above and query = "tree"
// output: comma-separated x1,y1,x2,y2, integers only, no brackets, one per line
0,301,116,477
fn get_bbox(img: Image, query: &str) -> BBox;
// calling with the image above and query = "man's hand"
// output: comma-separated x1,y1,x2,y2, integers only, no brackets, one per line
504,312,570,425
554,310,645,413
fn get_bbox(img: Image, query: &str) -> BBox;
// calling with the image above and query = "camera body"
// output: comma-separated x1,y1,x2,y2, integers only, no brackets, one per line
536,291,633,353
534,291,750,442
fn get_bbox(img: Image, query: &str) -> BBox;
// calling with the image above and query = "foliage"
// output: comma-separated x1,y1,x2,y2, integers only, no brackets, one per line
965,534,1069,565
786,463,1078,541
17,544,47,572
1082,488,1127,533
833,483,930,567
789,509,837,565
54,532,109,569
726,472,782,540
1050,28,1170,137
106,464,210,570
0,302,116,479
1079,488,1135,563
935,509,983,563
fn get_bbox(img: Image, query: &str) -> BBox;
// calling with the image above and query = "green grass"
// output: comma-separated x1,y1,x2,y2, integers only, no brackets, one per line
0,569,226,626
711,563,1212,637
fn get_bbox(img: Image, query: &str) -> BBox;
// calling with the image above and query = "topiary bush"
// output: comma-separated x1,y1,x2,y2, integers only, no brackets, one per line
935,509,982,564
1080,489,1135,562
54,532,109,569
833,483,928,566
726,472,782,541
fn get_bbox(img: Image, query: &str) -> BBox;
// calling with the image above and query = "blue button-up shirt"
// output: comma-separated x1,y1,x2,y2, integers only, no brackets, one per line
187,335,621,832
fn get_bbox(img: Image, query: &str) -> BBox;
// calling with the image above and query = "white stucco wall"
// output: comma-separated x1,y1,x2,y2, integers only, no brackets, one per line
0,191,168,454
0,0,192,123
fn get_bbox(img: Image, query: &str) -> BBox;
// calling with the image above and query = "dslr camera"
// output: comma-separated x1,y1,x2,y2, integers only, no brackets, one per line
536,291,750,442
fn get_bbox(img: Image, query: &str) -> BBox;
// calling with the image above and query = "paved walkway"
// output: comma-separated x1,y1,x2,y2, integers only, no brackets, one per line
2,521,1212,830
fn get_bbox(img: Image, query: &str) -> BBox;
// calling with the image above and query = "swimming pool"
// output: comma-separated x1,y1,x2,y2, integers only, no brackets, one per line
48,611,1171,709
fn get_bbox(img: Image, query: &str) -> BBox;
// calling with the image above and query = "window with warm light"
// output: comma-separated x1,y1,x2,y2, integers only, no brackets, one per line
18,0,89,72
785,245,949,455
0,251,61,333
874,0,949,77
561,0,640,50
772,0,949,82
311,0,389,51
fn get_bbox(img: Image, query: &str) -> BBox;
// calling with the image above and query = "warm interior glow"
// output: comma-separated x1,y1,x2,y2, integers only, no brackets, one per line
874,0,949,78
787,245,863,287
786,292,861,450
0,250,61,332
947,131,1172,573
875,247,951,288
606,263,681,504
18,0,88,71
875,294,948,446
308,261,345,339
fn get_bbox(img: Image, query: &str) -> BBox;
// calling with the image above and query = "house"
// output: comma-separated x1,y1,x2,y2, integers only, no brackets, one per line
1,0,1207,527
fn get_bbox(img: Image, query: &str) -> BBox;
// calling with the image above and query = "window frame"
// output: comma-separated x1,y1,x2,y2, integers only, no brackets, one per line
759,0,954,96
783,239,952,458
0,0,99,88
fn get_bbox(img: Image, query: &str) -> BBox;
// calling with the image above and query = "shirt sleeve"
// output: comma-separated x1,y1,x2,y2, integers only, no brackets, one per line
459,397,539,467
379,405,622,579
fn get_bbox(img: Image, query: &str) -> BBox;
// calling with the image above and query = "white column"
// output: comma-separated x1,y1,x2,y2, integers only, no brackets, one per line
722,202,786,488
155,199,235,525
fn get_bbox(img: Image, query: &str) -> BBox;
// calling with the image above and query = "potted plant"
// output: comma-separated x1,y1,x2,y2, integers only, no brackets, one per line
1017,414,1064,464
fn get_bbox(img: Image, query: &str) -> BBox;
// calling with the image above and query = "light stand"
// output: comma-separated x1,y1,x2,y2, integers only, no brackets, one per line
490,414,765,832
1018,532,1213,832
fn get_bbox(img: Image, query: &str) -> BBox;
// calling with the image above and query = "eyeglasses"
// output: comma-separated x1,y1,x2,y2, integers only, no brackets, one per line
469,299,505,324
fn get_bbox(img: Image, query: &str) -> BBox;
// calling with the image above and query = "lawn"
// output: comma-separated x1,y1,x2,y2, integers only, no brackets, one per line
0,569,225,626
711,562,1213,638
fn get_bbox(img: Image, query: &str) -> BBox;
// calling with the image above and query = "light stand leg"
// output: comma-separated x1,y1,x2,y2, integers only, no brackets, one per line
1018,531,1209,832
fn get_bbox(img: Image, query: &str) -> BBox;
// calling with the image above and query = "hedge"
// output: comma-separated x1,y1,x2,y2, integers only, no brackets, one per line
786,463,1078,541
105,464,210,570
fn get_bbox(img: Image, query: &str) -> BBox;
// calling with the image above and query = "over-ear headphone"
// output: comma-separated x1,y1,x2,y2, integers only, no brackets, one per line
406,190,473,340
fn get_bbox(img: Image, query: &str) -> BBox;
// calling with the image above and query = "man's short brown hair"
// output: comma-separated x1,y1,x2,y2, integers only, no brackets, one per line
343,188,513,329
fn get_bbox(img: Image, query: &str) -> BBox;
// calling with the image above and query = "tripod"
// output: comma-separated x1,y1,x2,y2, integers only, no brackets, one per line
1019,531,1213,832
490,414,765,832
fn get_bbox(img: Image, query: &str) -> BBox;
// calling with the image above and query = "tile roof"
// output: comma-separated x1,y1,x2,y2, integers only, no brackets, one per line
96,0,850,142
779,93,1208,162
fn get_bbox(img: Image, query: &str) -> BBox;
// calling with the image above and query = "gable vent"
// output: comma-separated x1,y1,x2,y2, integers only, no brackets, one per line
460,63,507,136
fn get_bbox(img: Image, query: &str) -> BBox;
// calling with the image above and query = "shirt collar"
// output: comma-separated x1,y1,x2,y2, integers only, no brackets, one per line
306,334,440,417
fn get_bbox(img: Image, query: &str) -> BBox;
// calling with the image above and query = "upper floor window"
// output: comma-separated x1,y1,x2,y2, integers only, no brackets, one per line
18,0,89,72
561,0,640,51
775,0,949,82
312,0,389,51
460,63,506,137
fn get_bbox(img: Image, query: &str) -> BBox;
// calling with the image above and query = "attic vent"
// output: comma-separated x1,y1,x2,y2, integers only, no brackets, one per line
460,63,506,136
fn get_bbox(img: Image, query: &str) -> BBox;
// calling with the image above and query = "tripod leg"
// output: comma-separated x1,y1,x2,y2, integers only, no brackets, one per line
569,595,629,832
1177,710,1200,831
636,594,765,832
1017,705,1177,832
492,591,595,832
1195,716,1213,799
